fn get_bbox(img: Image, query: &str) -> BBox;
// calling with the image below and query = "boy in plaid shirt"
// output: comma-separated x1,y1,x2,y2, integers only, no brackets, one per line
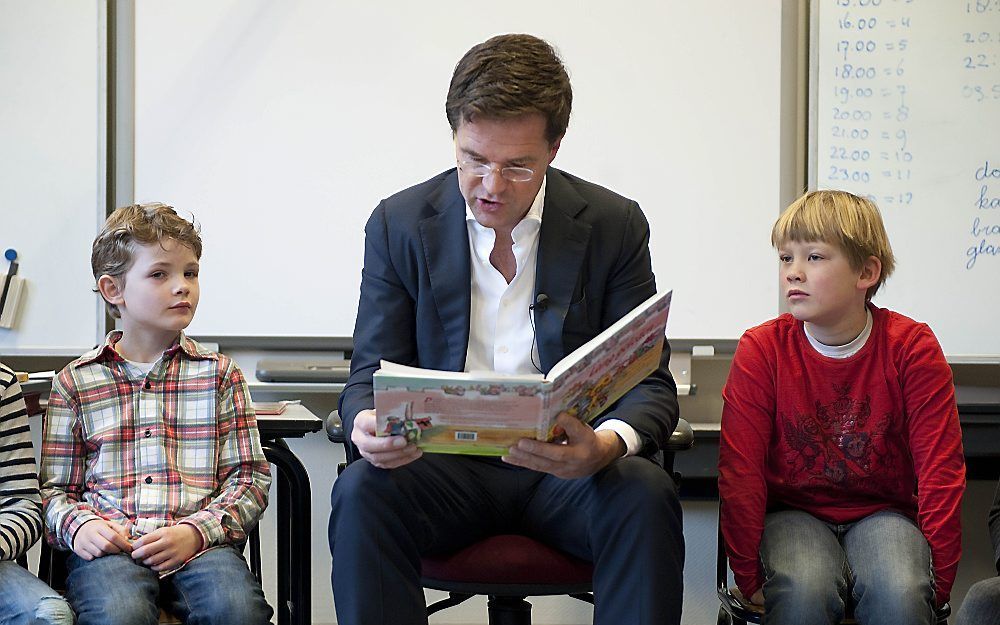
40,203,273,625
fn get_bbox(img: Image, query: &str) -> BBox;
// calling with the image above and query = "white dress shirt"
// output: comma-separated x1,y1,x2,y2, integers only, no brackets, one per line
463,177,640,456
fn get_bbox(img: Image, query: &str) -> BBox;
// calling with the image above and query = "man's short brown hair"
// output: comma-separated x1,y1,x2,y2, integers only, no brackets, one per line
92,202,202,318
446,34,572,144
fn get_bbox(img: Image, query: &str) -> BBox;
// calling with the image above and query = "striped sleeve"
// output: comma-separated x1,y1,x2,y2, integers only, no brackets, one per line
0,364,43,560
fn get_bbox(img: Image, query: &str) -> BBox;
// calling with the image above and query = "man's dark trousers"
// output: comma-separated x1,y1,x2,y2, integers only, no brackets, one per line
329,452,685,625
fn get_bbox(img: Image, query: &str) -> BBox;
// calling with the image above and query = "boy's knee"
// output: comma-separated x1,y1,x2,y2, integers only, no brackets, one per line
967,576,1000,604
765,564,846,615
855,574,933,614
77,600,158,625
33,595,75,625
958,577,1000,623
189,591,272,625
774,570,842,600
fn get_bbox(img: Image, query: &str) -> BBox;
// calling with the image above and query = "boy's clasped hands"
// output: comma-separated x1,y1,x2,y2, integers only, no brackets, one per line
73,518,203,572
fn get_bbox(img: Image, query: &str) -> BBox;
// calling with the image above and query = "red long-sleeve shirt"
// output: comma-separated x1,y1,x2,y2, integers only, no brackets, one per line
719,306,965,605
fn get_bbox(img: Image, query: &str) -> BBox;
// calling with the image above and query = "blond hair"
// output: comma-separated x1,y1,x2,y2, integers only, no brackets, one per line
92,203,202,318
771,190,895,300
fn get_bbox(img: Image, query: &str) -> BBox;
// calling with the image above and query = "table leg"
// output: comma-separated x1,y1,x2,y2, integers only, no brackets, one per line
262,439,312,625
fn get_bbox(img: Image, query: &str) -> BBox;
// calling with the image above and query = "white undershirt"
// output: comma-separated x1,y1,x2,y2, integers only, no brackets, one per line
463,177,640,456
124,358,157,375
805,308,873,359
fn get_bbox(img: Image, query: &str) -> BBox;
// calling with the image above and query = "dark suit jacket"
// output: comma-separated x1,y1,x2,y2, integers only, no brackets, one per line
339,167,679,460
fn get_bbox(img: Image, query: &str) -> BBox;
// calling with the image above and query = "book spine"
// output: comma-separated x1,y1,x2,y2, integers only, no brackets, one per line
537,381,552,439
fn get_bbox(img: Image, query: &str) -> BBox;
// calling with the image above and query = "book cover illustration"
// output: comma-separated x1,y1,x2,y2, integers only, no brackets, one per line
374,291,671,456
374,372,545,455
542,291,672,439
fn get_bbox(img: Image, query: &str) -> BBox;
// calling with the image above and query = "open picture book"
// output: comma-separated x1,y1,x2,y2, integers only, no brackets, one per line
373,290,672,455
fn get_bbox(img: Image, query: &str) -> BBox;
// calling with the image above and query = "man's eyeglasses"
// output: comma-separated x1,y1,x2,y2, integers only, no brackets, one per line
458,160,535,183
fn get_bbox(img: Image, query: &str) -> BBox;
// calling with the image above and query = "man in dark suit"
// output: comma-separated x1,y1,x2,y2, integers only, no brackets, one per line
329,33,684,625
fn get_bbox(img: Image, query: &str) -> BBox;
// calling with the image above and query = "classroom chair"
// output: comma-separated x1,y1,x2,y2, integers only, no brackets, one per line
715,503,951,625
327,410,694,625
37,528,263,625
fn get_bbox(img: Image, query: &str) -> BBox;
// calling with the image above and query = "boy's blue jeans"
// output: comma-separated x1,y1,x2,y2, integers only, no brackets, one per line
65,545,273,625
0,560,74,625
759,509,936,625
955,576,1000,625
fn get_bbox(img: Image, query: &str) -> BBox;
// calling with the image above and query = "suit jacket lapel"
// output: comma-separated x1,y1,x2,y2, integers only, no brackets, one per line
534,170,591,372
420,172,472,371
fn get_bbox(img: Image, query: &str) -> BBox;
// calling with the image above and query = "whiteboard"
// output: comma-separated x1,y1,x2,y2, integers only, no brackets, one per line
811,0,1000,358
0,0,105,355
134,0,784,341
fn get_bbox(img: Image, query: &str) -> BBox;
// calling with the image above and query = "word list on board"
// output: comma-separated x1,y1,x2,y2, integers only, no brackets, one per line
816,0,1000,270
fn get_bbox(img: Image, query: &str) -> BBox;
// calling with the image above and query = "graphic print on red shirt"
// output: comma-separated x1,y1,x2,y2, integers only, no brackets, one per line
779,381,904,495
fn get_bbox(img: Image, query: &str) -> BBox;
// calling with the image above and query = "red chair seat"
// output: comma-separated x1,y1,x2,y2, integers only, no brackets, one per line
421,534,593,586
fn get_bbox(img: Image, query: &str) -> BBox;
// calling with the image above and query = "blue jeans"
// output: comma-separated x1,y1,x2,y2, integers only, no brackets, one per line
956,576,1000,625
0,560,74,625
759,509,935,625
65,546,273,625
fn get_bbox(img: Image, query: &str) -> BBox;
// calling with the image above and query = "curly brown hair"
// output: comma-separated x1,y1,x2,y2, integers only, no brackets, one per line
92,203,202,318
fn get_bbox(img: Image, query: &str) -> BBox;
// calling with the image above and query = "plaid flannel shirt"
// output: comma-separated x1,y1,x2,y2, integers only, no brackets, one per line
40,331,271,552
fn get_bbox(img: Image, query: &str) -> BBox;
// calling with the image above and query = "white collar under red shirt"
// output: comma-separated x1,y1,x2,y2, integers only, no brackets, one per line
805,307,874,359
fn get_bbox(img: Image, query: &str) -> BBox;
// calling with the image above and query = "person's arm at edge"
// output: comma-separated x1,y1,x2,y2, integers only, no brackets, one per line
179,361,271,548
0,371,43,560
718,332,774,600
988,478,1000,574
902,325,966,606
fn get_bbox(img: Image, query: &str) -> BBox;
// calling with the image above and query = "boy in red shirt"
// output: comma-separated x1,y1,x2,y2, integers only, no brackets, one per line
719,190,965,625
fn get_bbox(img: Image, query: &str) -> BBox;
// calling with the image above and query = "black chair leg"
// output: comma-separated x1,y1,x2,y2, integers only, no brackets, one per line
487,596,532,625
426,592,474,616
248,526,263,583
